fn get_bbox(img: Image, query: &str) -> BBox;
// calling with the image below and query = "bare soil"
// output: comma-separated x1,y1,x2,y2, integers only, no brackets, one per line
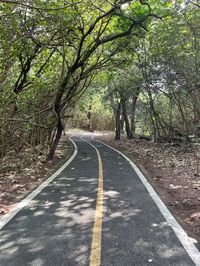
96,132,200,245
0,135,73,216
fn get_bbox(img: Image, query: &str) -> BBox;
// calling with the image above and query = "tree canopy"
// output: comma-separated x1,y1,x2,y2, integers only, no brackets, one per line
1,0,200,159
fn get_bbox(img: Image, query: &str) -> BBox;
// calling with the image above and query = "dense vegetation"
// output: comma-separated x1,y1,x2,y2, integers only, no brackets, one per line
0,0,200,160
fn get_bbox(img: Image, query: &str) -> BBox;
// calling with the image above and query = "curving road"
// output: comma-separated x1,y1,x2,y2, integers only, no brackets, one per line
0,135,199,266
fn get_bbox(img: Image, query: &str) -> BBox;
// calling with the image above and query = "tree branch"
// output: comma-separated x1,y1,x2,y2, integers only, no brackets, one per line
0,0,81,11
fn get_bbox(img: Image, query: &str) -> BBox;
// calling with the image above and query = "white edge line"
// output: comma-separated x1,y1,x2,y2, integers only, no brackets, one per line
0,137,78,231
80,136,97,151
96,139,200,266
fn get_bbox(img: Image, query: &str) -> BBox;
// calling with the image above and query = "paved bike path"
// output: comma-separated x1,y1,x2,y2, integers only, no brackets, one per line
0,136,199,265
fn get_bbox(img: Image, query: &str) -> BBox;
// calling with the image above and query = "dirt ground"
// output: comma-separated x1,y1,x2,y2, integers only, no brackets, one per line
96,132,200,245
0,135,73,216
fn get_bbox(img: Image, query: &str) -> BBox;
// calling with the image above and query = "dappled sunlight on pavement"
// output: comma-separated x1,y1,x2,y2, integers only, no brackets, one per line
0,135,198,266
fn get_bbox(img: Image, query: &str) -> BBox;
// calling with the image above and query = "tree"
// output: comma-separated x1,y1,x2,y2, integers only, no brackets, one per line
46,0,160,159
0,0,186,160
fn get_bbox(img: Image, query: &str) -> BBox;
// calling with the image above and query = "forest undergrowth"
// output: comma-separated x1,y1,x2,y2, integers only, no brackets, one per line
0,136,73,215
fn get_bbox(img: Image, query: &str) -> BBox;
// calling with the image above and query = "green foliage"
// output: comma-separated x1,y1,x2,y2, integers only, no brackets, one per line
1,0,200,158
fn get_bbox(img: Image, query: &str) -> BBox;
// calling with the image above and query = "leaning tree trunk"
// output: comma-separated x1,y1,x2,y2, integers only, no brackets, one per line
121,97,133,139
47,74,69,161
47,69,75,160
47,102,64,161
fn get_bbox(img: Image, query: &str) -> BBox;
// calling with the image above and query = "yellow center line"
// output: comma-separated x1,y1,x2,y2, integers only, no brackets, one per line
81,138,103,266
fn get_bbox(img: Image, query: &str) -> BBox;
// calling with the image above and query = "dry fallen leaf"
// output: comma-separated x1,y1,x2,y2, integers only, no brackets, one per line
0,207,10,215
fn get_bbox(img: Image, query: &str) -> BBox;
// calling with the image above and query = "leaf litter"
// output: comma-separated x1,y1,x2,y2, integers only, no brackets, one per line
0,136,73,216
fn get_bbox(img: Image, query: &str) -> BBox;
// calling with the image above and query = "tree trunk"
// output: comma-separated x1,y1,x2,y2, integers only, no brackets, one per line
109,95,121,140
191,92,200,137
121,97,133,139
47,74,69,161
120,118,124,133
173,94,189,141
147,89,160,142
115,102,121,140
47,102,64,161
130,93,139,136
87,103,93,132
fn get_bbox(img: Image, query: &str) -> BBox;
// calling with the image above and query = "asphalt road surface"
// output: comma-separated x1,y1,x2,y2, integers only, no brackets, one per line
0,135,199,266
